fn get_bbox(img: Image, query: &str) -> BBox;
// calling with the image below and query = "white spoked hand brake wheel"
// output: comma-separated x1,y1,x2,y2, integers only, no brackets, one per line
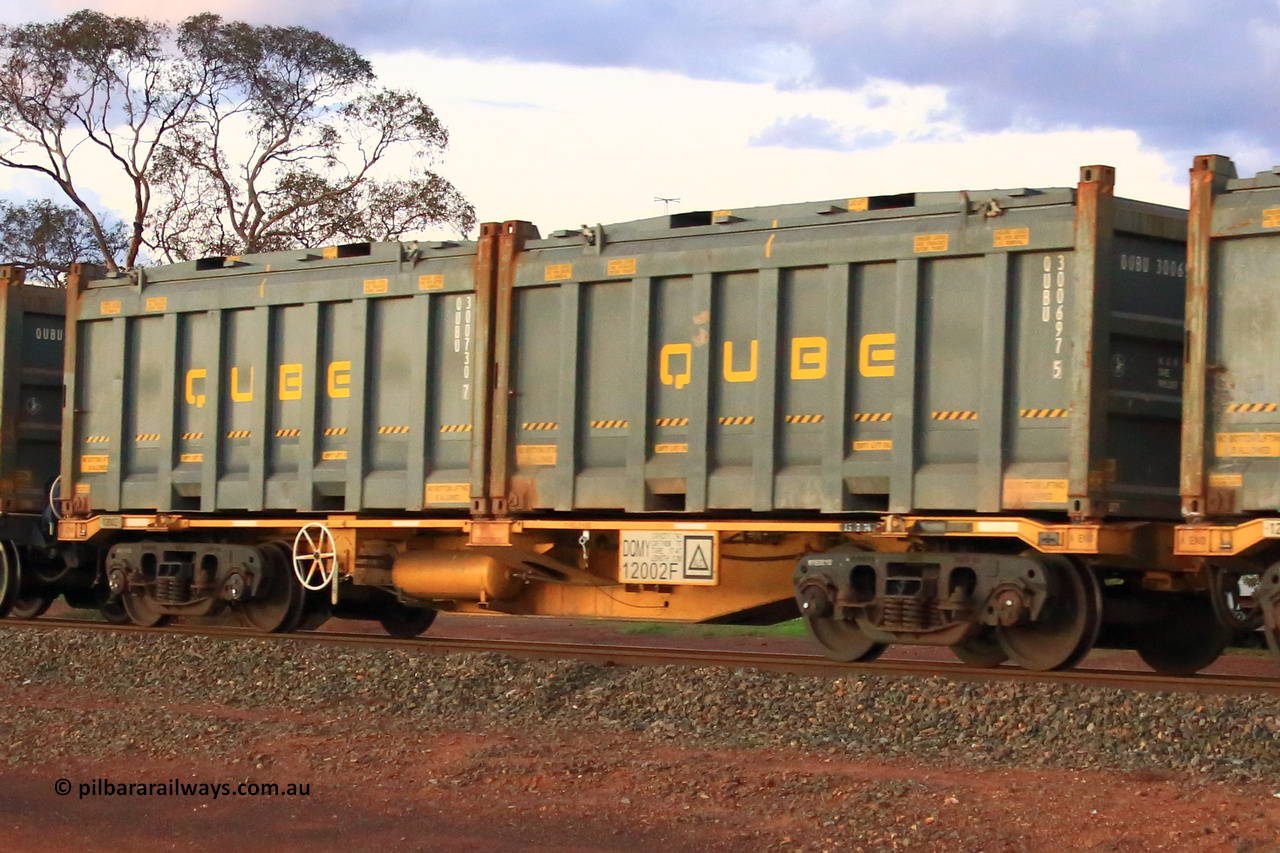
292,522,339,593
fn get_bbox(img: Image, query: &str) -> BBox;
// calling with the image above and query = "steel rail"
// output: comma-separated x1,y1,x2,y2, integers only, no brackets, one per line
4,616,1277,696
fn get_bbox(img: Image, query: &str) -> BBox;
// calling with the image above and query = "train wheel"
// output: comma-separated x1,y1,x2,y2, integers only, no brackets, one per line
9,594,52,620
378,606,437,639
99,596,131,625
996,557,1101,671
1209,565,1263,632
804,615,887,662
950,628,1008,667
122,590,170,628
1135,594,1231,676
1257,562,1280,658
0,541,20,618
238,544,306,633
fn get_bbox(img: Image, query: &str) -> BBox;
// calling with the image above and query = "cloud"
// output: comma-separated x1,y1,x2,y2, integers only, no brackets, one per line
368,53,1188,236
318,0,1280,172
4,2,1270,167
750,115,895,151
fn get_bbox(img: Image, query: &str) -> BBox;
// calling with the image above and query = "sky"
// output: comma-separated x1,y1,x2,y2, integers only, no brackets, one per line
0,0,1275,238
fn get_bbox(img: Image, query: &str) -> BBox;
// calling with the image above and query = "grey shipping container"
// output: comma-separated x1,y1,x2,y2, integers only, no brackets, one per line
0,266,64,529
1182,154,1280,517
62,240,487,514
62,167,1187,521
495,166,1188,518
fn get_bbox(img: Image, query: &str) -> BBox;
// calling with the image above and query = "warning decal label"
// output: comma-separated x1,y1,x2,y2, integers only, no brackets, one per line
620,531,718,586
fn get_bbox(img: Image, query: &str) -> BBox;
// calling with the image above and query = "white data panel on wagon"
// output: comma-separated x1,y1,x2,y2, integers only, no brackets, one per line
619,531,718,585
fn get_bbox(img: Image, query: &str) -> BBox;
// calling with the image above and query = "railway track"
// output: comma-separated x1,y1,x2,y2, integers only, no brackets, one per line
4,616,1278,697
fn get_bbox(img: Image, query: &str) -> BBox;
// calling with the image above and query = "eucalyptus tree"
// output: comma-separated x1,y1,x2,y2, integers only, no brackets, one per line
0,11,198,270
0,198,125,283
0,11,474,268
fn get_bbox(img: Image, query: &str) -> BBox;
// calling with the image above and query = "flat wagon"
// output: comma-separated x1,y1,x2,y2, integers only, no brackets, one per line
52,165,1212,671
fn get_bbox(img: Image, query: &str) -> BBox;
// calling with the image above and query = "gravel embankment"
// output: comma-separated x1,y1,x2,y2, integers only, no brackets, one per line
2,626,1278,781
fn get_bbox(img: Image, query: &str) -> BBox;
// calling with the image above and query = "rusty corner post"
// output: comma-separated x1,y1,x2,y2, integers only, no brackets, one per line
486,221,541,517
1067,165,1116,520
0,266,21,514
469,223,502,517
1181,155,1237,519
58,263,104,519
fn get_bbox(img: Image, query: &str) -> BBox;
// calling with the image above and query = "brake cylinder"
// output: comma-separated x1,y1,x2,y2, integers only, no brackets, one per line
390,549,523,602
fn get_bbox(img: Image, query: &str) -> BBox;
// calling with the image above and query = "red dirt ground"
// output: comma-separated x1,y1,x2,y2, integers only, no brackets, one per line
5,611,1280,852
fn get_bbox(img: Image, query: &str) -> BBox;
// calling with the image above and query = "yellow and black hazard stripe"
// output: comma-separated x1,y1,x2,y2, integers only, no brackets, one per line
134,433,161,442
719,416,755,425
590,419,629,429
226,430,252,439
1227,403,1279,413
377,426,410,434
182,432,203,440
851,412,892,422
85,435,110,443
784,414,824,424
324,427,347,436
654,417,689,427
1019,409,1068,418
275,428,301,437
931,411,978,421
521,422,558,431
440,424,473,432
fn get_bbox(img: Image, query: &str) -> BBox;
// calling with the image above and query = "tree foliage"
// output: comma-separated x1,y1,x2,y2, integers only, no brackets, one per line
0,198,125,283
0,11,196,271
0,11,474,268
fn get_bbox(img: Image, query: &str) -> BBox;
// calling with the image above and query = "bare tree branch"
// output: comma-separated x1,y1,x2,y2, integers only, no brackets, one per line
0,198,125,283
0,12,474,267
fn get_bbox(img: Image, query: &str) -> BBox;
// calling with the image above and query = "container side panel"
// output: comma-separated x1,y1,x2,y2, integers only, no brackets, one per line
646,275,697,509
11,305,64,510
508,285,563,509
1113,238,1187,319
844,261,897,508
122,316,166,484
174,311,216,509
1006,251,1072,493
708,271,760,507
360,296,416,507
777,266,829,469
913,256,984,508
218,309,258,497
315,300,355,509
75,319,125,510
427,291,477,497
1207,235,1280,512
574,280,632,508
267,303,309,480
1104,234,1186,516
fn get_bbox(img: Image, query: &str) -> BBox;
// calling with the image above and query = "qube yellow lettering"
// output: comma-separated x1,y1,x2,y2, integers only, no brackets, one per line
859,333,896,377
230,366,254,402
791,337,827,380
185,369,207,408
723,340,758,383
660,344,692,390
279,364,303,401
328,360,351,398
